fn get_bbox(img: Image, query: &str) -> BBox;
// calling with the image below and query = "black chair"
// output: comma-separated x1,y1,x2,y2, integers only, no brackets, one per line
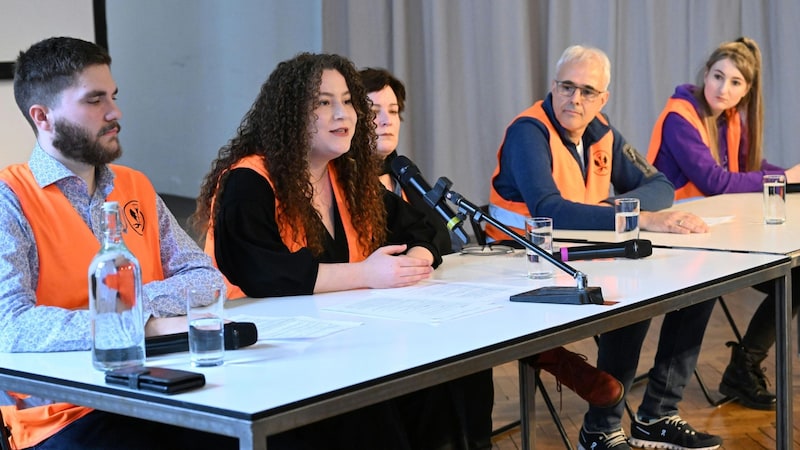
491,359,576,450
694,297,741,407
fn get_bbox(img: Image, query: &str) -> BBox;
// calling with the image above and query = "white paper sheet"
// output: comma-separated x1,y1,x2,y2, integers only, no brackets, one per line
322,280,511,323
228,315,362,340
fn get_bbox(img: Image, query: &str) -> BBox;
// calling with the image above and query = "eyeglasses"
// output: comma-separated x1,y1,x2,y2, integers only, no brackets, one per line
554,80,604,102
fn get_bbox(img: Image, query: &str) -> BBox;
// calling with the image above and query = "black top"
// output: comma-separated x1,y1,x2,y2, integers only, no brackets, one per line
383,151,456,254
214,168,443,298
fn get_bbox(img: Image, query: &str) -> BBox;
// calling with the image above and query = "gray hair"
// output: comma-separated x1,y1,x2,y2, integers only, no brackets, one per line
555,45,611,91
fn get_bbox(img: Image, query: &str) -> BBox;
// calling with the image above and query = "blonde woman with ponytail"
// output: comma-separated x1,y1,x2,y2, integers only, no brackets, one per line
648,37,800,200
647,37,800,412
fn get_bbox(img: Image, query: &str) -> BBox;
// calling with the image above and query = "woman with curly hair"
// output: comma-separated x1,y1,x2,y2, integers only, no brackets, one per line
192,53,492,449
193,53,442,300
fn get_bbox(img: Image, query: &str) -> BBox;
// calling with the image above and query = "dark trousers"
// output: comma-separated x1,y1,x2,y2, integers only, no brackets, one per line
745,268,800,357
583,299,716,432
26,410,238,450
26,405,426,450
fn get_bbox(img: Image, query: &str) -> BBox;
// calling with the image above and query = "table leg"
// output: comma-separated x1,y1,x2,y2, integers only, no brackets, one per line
519,358,537,450
774,272,792,450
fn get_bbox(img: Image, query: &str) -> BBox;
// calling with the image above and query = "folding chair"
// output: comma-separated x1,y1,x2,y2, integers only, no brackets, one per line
492,359,576,450
688,296,742,407
495,297,744,450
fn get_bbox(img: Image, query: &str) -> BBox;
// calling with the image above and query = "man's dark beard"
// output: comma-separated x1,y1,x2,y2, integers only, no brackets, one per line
52,119,122,166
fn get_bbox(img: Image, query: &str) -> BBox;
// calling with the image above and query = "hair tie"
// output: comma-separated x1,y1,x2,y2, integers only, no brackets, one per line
735,37,757,55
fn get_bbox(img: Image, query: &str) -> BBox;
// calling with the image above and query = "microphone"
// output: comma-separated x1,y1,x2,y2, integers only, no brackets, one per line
554,239,653,262
446,189,604,305
145,322,258,356
390,155,469,244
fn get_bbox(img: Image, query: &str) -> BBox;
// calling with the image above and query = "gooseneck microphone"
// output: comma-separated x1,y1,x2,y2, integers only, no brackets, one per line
390,155,469,244
553,239,653,262
446,189,604,305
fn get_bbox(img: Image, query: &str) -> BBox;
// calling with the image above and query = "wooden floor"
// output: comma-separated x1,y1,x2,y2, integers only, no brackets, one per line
489,287,800,449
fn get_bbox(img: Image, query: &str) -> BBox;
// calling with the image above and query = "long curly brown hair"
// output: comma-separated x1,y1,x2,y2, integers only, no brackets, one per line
191,53,386,257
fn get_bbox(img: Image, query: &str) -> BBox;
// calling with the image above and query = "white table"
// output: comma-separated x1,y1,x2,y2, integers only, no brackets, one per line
556,192,800,259
554,191,798,449
0,248,790,450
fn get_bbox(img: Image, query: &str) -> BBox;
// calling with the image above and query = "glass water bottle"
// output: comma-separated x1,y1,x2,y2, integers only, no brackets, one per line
88,201,146,371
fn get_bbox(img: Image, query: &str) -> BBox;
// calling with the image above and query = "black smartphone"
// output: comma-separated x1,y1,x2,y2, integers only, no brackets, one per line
105,366,205,394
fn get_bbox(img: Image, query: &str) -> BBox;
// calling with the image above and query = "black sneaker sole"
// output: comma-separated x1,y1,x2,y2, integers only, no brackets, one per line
718,382,776,411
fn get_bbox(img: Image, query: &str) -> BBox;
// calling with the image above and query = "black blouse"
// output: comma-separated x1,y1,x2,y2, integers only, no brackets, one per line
214,168,443,298
382,151,455,255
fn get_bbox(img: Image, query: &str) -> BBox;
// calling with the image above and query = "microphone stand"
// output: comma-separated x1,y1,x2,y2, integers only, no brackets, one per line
443,183,604,305
425,176,470,245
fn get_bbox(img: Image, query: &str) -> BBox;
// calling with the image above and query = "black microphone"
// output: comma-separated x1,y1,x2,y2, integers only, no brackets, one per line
145,322,258,356
390,155,469,244
446,189,604,304
553,239,653,262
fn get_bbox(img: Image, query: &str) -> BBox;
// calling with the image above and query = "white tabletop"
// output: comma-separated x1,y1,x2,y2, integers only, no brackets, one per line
550,191,796,450
0,247,789,450
556,192,800,259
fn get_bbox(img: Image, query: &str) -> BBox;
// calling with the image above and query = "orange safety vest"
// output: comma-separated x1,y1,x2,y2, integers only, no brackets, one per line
647,97,741,200
204,155,369,299
0,163,164,449
486,101,613,240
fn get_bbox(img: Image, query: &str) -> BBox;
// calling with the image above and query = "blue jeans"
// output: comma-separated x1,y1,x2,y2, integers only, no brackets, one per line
582,299,716,432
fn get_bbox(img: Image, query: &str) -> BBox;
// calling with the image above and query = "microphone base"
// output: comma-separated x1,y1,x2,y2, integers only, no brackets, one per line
510,286,604,305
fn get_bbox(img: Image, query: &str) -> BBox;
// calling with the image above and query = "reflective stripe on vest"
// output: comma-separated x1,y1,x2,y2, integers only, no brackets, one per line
486,101,613,240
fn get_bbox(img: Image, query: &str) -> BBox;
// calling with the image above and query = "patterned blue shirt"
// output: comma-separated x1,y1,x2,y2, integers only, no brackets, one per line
0,145,223,352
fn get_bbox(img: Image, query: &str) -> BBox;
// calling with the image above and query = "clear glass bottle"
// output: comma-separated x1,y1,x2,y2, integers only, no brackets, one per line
88,201,146,371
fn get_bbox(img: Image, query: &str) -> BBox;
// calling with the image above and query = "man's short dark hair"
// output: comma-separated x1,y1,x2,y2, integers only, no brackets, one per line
14,37,111,132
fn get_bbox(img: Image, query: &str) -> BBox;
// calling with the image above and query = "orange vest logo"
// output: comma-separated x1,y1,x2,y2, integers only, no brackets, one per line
592,148,611,176
123,200,145,236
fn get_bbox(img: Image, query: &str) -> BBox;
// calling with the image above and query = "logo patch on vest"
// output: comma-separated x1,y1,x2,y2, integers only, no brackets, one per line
123,200,145,236
592,149,611,176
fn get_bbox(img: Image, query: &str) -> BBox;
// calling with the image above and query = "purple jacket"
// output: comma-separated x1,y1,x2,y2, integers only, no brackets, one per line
650,84,783,195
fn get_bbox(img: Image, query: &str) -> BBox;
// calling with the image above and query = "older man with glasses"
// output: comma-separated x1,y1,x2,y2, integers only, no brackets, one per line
487,45,719,450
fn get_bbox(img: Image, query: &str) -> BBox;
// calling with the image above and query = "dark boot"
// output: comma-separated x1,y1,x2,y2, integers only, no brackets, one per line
719,341,776,410
532,346,624,408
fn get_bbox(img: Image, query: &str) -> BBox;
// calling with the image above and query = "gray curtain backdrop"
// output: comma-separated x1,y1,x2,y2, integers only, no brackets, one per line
323,0,800,205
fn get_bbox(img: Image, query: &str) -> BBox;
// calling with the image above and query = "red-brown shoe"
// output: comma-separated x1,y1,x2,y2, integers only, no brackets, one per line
533,346,624,408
